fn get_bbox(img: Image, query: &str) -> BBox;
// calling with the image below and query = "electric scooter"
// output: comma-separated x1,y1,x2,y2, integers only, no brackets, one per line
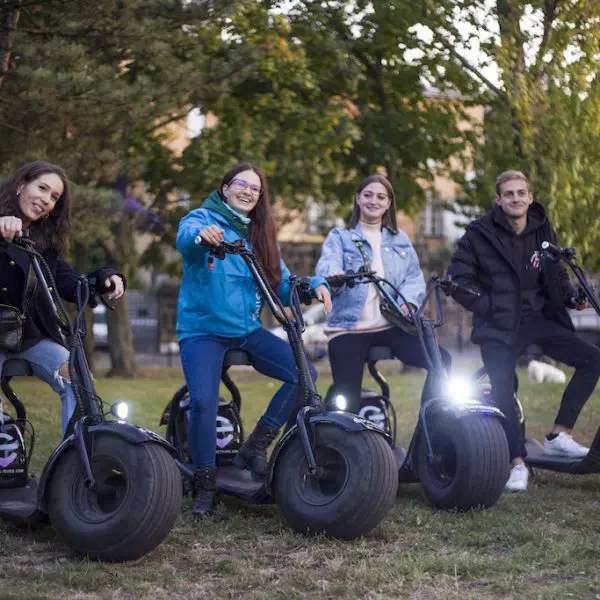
475,241,600,475
0,233,182,561
324,268,510,510
161,239,398,539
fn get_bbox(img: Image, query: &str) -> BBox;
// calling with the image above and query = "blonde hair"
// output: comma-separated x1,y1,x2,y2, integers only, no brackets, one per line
496,170,529,196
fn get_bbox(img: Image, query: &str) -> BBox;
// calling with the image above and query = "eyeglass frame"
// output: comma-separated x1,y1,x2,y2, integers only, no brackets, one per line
229,178,262,197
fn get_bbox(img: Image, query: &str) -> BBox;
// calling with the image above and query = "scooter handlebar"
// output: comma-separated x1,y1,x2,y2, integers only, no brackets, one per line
325,269,377,288
541,240,577,260
436,276,481,298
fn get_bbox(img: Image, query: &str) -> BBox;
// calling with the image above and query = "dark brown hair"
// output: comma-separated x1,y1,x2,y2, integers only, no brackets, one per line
346,175,398,232
220,163,281,290
0,161,71,252
496,170,529,196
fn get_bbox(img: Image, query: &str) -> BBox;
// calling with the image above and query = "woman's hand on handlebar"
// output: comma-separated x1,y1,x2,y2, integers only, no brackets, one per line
105,275,125,300
0,216,24,242
400,303,417,318
195,225,224,247
315,284,333,314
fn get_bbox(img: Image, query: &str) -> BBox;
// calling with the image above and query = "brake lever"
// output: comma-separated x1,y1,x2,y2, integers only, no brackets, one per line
99,295,116,311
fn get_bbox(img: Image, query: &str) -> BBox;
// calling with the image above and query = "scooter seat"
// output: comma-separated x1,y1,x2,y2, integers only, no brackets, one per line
223,349,251,368
367,346,394,363
2,359,33,378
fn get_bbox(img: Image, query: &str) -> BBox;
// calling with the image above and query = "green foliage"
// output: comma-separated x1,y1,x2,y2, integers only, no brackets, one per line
427,1,600,262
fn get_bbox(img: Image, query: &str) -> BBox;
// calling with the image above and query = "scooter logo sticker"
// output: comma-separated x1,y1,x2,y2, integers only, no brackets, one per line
358,405,386,430
216,416,234,449
0,432,19,468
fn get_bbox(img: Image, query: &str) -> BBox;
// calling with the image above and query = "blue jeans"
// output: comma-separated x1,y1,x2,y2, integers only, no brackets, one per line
180,328,317,469
0,339,76,436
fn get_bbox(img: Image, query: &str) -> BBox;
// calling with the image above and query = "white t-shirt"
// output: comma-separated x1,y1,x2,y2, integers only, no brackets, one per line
327,221,393,339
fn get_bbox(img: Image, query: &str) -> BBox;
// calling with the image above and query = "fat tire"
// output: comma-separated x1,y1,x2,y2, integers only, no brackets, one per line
47,434,182,562
417,415,509,511
273,424,397,539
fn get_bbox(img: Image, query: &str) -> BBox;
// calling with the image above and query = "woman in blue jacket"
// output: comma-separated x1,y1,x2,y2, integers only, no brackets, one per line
316,174,450,414
176,162,331,517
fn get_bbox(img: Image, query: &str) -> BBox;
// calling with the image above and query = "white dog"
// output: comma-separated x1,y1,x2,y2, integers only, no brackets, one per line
527,359,566,384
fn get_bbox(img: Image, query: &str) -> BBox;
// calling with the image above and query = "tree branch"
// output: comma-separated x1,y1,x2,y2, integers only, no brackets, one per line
531,0,559,83
0,0,23,93
433,34,505,99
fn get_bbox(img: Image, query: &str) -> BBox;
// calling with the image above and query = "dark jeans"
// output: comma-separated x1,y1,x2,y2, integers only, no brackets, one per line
180,328,317,469
481,315,600,461
328,327,452,414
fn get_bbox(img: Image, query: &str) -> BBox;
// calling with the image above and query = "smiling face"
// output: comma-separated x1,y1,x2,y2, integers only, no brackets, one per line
496,177,533,220
17,173,64,226
222,169,262,217
356,182,392,224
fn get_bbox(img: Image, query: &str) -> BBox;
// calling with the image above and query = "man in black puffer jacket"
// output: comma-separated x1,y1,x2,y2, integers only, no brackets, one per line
448,170,600,492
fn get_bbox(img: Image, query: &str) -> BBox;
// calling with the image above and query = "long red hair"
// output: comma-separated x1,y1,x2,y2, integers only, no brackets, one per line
220,163,281,290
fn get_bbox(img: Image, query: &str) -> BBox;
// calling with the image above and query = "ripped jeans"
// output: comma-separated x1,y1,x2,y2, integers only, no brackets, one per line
0,339,76,436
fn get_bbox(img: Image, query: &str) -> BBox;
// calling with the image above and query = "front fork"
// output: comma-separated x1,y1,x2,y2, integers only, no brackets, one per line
73,419,97,489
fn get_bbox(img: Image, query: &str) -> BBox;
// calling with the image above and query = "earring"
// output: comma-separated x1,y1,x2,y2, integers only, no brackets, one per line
43,214,49,220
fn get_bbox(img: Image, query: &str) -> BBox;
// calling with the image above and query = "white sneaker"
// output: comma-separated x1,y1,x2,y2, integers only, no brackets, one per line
544,432,589,458
505,463,529,492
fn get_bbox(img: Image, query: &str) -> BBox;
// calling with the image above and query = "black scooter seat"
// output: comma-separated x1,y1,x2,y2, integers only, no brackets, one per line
0,477,42,521
2,358,34,378
524,437,600,474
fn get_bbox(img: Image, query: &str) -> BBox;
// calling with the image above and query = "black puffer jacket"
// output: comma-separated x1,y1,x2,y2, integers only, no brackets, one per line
447,203,576,345
0,244,125,347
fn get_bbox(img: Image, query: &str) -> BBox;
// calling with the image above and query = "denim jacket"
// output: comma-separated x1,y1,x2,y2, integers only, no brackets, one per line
315,224,426,330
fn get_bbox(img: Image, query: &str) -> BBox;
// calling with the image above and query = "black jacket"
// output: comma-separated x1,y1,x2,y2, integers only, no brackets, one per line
0,244,124,347
447,203,576,345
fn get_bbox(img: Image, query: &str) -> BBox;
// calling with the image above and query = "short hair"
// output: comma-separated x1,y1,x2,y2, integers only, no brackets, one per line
496,170,529,196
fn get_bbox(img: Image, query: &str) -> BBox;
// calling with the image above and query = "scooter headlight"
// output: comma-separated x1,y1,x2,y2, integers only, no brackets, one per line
445,376,477,405
110,401,130,421
333,394,348,411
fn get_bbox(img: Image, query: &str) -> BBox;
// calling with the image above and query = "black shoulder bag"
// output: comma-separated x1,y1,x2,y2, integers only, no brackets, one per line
0,265,37,353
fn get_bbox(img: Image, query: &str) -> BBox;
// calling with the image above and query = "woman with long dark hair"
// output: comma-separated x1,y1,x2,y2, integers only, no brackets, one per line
176,162,331,517
316,174,450,414
0,161,125,434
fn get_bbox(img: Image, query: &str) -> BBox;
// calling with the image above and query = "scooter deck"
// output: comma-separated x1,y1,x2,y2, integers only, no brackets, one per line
524,437,600,474
0,477,43,522
217,466,271,503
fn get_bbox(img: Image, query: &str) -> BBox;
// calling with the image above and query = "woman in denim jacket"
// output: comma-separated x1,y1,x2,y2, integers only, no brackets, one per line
315,175,450,414
177,162,331,517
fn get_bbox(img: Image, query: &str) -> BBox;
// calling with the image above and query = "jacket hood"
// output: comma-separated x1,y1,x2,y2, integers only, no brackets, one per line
471,201,548,236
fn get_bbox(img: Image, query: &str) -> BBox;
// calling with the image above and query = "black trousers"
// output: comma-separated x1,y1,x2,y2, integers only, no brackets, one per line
481,316,600,461
328,327,452,414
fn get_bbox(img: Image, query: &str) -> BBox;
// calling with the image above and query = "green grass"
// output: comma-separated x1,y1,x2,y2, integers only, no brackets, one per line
2,365,600,599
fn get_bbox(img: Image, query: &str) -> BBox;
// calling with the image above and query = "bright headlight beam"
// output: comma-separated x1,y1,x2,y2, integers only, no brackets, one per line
334,394,348,411
445,376,475,404
111,401,129,420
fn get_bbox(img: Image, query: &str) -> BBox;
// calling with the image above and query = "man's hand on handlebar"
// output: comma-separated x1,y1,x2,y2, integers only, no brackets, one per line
0,216,24,242
314,284,332,314
195,225,225,247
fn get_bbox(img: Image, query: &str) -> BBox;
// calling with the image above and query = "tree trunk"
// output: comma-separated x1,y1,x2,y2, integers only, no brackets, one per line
0,1,22,93
103,213,138,377
106,292,136,377
73,242,95,371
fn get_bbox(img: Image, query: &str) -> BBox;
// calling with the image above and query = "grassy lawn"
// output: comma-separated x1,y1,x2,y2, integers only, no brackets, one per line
2,364,600,599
